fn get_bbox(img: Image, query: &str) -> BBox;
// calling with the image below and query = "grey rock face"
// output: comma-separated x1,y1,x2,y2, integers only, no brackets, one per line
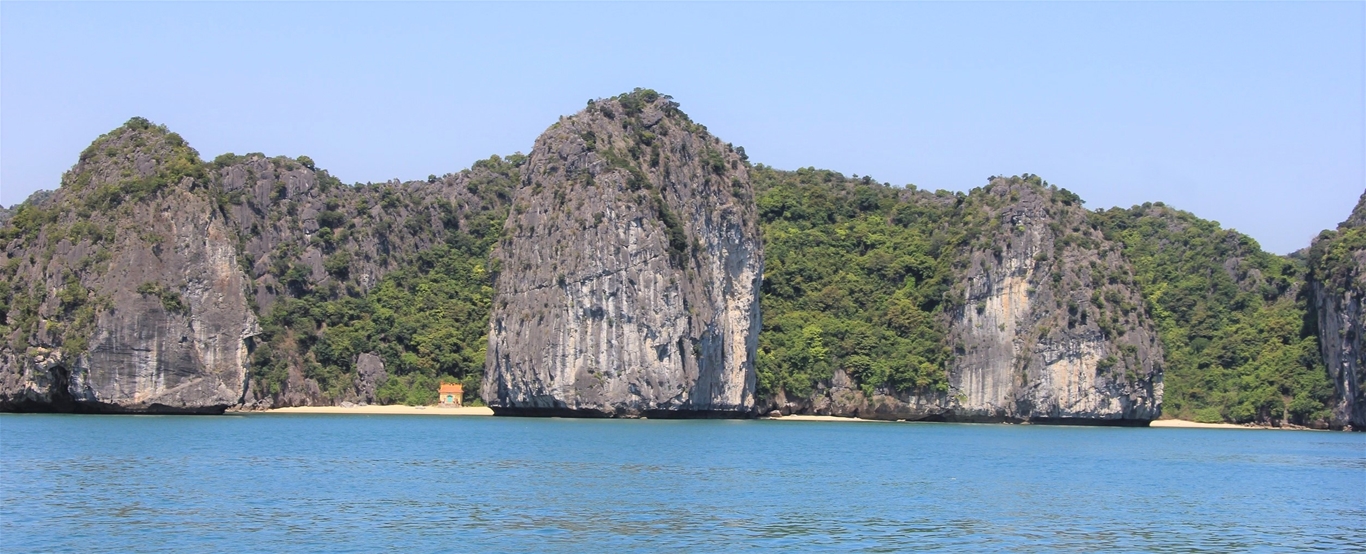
212,156,493,317
1313,281,1364,429
942,181,1162,422
1,116,518,413
67,191,259,412
0,347,68,410
1308,190,1366,430
1,121,258,413
767,179,1162,423
483,92,763,417
353,352,387,404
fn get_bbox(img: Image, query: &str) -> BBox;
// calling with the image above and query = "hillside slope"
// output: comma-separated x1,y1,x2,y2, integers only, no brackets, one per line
1091,203,1331,427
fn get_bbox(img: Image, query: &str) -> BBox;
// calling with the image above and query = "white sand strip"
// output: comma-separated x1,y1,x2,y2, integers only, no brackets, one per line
1150,419,1261,429
253,405,493,416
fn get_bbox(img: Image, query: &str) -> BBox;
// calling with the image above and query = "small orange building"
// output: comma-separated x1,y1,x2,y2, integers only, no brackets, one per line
438,383,464,407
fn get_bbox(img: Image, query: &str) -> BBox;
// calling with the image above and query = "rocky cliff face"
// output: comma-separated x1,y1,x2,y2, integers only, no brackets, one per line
8,93,1344,426
483,90,762,417
1,118,516,412
1,119,258,412
209,152,512,408
941,179,1162,422
766,177,1162,423
1307,190,1366,430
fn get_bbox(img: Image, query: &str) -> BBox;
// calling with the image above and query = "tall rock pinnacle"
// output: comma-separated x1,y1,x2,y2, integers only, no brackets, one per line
482,89,763,417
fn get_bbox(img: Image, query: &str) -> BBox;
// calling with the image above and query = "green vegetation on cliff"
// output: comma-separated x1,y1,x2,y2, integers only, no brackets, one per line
252,242,496,405
0,118,202,359
1093,204,1331,425
1,110,1348,424
753,166,955,399
245,155,519,406
1303,191,1366,430
1305,192,1366,297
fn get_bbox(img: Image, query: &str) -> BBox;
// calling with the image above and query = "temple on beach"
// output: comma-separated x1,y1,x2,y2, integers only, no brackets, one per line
438,383,464,407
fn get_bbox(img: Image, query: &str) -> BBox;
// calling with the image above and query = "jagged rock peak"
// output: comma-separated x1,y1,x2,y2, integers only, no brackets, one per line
64,117,206,198
483,89,764,417
1341,189,1366,230
1,117,257,413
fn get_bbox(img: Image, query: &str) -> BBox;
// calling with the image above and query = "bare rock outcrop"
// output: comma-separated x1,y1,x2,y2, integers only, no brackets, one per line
940,179,1162,422
1,119,258,412
765,177,1162,423
352,352,388,404
483,90,762,417
1,116,519,413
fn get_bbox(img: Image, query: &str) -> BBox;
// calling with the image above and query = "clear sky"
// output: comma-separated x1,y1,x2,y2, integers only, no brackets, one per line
2,2,1362,254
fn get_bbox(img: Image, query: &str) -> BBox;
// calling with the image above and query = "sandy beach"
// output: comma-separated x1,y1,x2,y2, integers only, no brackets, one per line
255,405,493,416
1150,419,1264,430
248,408,1309,429
258,408,876,421
767,415,1300,430
764,414,884,422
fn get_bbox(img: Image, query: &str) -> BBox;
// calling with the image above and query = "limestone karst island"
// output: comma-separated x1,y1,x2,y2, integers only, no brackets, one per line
1,89,1361,430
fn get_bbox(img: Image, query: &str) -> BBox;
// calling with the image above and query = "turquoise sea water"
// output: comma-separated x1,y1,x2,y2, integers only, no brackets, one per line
1,414,1362,552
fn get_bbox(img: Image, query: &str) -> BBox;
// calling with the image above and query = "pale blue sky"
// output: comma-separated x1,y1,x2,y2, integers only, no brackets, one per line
2,2,1362,253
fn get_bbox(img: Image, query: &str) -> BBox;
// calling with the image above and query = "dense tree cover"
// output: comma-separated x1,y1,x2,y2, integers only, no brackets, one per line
753,166,959,399
1092,203,1331,425
4,115,1345,419
252,242,496,405
247,156,518,406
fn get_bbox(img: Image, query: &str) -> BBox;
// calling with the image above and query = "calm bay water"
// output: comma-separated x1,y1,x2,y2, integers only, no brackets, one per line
1,414,1362,552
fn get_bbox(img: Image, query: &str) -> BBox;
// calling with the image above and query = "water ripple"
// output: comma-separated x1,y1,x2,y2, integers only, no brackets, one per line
2,415,1363,552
